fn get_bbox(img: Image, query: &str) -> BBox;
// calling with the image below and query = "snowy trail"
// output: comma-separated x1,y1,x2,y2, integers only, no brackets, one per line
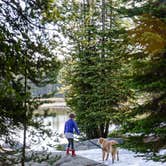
77,148,166,166
1,124,165,166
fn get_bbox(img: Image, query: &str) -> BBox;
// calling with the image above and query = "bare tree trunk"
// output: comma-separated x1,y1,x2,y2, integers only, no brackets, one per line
101,0,106,58
21,55,27,166
100,0,110,138
22,113,27,166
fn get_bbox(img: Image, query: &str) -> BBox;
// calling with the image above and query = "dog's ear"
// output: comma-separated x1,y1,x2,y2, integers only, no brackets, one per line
98,137,103,144
100,137,105,144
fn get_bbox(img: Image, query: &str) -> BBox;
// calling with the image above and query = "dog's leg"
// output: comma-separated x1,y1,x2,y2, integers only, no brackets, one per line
117,151,119,161
112,152,115,163
102,151,105,161
106,153,109,160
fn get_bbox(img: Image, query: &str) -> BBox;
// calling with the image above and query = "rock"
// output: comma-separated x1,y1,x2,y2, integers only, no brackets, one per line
54,152,106,166
75,139,100,150
63,138,124,151
143,135,160,143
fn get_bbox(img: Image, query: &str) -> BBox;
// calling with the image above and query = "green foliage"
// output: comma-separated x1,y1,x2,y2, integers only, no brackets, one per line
122,112,166,135
120,135,166,162
25,151,61,164
0,3,61,164
54,0,166,143
59,0,130,139
115,0,166,139
55,144,65,151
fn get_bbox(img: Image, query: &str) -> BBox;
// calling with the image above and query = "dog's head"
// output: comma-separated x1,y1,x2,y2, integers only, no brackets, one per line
98,137,105,145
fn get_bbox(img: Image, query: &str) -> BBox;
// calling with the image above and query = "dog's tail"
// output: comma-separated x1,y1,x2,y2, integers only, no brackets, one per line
110,140,119,145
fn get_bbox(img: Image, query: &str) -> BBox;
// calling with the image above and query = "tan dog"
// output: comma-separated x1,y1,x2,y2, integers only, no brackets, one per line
98,137,119,163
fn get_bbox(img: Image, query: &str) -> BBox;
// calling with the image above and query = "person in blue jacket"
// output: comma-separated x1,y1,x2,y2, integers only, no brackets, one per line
64,113,80,156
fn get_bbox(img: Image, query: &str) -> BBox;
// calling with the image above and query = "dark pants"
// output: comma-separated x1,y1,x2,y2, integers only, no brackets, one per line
67,138,74,150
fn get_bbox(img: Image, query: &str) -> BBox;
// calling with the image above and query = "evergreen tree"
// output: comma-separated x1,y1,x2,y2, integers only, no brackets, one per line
0,0,61,164
59,0,129,138
119,0,166,136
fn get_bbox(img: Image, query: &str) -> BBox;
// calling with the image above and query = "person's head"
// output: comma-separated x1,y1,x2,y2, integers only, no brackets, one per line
69,113,75,119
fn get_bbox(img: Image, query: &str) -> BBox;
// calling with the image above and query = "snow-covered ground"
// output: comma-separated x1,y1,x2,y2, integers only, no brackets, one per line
1,129,166,166
77,148,166,166
1,125,165,166
1,114,165,166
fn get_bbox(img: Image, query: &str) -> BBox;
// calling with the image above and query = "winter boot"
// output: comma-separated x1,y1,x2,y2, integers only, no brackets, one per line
66,147,70,155
71,149,76,157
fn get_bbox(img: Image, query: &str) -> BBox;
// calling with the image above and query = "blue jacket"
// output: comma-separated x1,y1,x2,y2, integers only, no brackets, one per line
64,118,80,135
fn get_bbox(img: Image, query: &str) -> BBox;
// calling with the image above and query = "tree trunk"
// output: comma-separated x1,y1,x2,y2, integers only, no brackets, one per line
21,55,27,166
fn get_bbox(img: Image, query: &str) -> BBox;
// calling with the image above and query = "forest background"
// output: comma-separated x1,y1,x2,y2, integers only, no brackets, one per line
0,0,165,165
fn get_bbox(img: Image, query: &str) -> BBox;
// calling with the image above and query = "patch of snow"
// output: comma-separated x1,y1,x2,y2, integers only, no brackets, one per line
77,149,166,166
159,149,166,155
159,122,166,128
109,124,120,132
125,133,144,137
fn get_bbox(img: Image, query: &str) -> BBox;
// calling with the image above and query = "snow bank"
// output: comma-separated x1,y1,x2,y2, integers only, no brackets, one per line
77,148,166,166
